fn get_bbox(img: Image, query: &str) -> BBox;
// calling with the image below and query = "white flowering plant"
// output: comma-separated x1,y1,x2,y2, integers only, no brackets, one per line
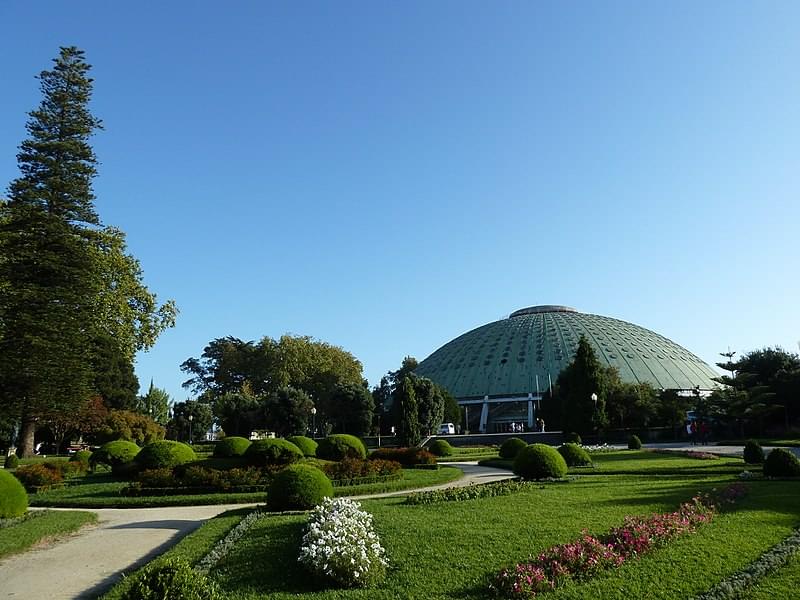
298,497,388,588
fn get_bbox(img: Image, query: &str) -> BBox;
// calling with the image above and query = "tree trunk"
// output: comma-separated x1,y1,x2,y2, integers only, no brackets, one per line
18,414,37,458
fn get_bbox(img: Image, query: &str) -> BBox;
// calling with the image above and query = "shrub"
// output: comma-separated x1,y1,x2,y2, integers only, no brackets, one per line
0,469,28,518
429,439,453,457
136,441,197,471
763,448,800,477
4,453,19,469
513,444,568,480
323,458,402,484
316,434,367,461
287,435,318,457
90,440,141,470
267,464,333,511
743,439,765,465
406,479,538,505
558,443,592,466
628,434,642,450
564,432,582,445
369,447,437,466
14,463,63,491
122,557,220,600
299,497,387,587
499,437,527,460
70,450,92,467
213,436,252,458
245,438,304,467
137,468,177,488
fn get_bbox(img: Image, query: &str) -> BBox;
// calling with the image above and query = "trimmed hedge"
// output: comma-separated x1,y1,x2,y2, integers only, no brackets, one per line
90,440,141,470
136,441,197,471
245,438,304,467
513,444,568,480
286,435,318,457
743,439,765,465
429,439,453,457
369,447,437,466
4,453,19,469
564,432,582,445
0,469,28,518
499,438,527,460
267,464,333,511
316,435,367,461
213,436,252,458
763,448,800,477
628,435,642,450
558,443,592,466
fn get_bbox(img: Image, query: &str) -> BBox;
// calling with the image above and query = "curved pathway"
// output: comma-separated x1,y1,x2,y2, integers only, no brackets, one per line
0,462,512,599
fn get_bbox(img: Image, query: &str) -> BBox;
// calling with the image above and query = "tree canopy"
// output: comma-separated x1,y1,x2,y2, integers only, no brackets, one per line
0,47,176,455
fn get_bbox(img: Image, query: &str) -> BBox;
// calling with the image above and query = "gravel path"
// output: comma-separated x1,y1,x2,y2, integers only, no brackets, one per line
0,462,512,599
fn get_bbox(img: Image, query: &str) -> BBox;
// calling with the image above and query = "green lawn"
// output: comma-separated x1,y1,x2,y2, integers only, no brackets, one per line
100,451,800,599
28,467,462,508
748,550,800,599
0,510,97,559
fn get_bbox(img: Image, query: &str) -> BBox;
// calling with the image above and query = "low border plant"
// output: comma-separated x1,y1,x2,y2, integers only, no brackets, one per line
405,479,539,505
195,509,265,574
692,527,800,600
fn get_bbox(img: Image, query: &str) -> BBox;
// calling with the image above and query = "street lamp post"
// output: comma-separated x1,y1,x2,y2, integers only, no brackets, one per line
590,393,598,436
188,414,193,444
311,407,317,439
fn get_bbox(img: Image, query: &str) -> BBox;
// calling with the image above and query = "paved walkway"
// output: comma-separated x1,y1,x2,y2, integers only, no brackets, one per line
0,462,512,600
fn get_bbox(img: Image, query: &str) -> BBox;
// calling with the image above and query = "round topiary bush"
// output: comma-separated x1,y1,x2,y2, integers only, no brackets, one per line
628,435,642,450
316,434,367,461
213,436,252,458
90,440,141,470
69,450,92,467
245,438,304,467
4,453,20,469
500,437,527,460
564,432,582,445
122,557,220,600
135,441,197,471
429,439,453,457
763,448,800,477
513,444,568,480
0,469,28,518
558,443,592,466
286,435,318,457
267,464,333,511
743,439,765,465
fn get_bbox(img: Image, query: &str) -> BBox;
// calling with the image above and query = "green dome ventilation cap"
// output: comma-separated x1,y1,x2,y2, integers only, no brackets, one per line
510,305,578,317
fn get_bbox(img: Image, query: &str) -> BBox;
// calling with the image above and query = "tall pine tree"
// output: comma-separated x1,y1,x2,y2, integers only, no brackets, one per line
557,335,610,435
0,47,176,456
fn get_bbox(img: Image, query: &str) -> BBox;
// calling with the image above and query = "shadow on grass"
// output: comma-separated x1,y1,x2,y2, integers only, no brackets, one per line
214,517,326,595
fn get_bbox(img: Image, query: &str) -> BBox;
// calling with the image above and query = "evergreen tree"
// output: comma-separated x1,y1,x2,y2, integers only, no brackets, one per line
0,48,176,456
137,380,171,425
93,334,140,410
321,382,374,437
396,376,421,446
557,335,609,435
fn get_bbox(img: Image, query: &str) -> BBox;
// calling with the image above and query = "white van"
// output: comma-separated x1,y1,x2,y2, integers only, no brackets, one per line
438,422,455,435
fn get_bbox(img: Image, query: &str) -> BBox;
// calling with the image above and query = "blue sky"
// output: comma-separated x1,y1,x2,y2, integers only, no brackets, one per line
1,2,798,404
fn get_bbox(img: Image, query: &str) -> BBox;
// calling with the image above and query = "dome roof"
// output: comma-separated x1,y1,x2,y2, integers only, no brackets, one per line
415,305,718,399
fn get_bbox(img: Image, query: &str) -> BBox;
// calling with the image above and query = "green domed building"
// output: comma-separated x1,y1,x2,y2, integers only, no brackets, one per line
415,305,718,433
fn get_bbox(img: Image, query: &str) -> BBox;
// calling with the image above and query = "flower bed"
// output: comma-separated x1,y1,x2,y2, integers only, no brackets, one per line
323,458,401,487
491,483,747,598
121,466,271,495
649,449,721,460
298,497,388,588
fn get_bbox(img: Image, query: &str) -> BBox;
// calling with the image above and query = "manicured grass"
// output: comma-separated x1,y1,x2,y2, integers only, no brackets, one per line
438,446,500,462
99,453,800,599
195,476,800,599
0,509,97,558
748,550,800,599
18,455,71,466
28,467,462,508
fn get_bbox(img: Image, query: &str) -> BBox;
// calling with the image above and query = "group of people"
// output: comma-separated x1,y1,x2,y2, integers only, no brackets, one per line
686,420,711,445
